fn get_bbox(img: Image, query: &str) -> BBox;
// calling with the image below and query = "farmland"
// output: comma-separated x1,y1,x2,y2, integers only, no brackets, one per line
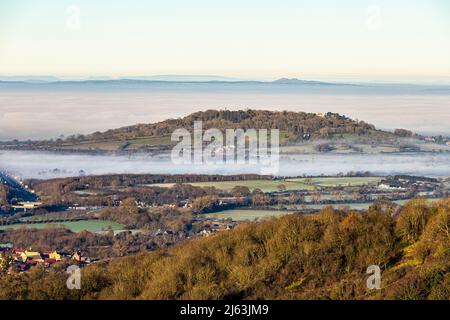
59,135,174,151
203,197,445,221
204,209,296,221
144,176,383,192
0,220,125,233
285,176,383,186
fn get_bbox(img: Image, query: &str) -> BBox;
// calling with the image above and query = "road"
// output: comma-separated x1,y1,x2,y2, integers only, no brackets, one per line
0,171,38,202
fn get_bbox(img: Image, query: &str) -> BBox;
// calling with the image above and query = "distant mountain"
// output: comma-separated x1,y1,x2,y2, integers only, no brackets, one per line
272,78,347,85
0,75,339,84
0,75,244,83
0,76,60,83
2,77,449,98
119,75,244,82
1,76,447,90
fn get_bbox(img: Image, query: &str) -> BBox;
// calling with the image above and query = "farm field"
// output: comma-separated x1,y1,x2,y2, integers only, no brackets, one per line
60,141,124,151
19,214,82,222
126,135,173,148
203,209,296,221
143,176,383,192
144,180,315,192
0,220,124,233
206,197,445,221
286,176,383,186
59,135,174,151
204,205,366,222
393,197,443,205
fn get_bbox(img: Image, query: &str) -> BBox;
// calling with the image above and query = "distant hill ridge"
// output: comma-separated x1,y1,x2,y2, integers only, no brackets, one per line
0,75,331,84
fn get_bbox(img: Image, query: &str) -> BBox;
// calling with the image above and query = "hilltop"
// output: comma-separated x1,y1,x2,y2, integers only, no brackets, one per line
0,109,421,154
78,109,385,140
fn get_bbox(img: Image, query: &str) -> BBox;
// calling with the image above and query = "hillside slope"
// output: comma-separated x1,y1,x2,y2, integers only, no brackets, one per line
74,109,384,141
1,198,448,300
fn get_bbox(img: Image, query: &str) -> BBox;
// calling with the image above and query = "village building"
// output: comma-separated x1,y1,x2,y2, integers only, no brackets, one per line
18,251,44,263
378,183,406,191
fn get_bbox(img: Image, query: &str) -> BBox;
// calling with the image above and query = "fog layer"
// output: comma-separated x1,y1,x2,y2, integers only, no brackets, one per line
1,83,450,140
1,151,449,179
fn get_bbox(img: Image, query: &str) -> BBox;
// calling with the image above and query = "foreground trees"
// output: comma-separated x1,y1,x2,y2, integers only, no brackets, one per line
0,198,448,300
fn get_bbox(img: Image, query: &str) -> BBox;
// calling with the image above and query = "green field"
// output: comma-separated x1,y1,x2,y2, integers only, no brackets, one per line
205,198,446,221
204,209,296,221
286,177,383,187
127,135,173,148
0,220,125,233
145,180,315,192
61,141,124,151
144,176,383,192
60,135,173,151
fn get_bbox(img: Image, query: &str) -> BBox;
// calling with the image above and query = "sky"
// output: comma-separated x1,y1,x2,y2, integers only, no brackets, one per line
0,0,449,81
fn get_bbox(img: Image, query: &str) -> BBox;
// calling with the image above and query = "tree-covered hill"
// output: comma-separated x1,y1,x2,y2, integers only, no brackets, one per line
74,109,386,142
0,109,413,153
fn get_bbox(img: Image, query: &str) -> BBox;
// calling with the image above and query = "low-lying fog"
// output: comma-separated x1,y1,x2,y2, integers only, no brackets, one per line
1,150,449,180
1,82,450,140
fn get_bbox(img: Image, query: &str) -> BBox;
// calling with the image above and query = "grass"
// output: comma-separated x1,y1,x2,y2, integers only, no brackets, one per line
60,130,287,152
204,197,445,222
144,180,316,192
0,220,125,233
61,141,124,151
203,209,295,221
286,176,383,187
144,176,383,192
127,135,173,148
60,135,173,151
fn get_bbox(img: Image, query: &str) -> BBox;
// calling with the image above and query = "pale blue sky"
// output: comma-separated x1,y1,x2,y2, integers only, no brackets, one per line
0,0,449,81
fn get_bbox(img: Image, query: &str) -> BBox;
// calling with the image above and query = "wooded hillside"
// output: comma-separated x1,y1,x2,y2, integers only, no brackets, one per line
72,109,383,143
1,198,448,300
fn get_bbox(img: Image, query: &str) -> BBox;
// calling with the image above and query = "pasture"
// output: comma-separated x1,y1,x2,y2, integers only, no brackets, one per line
286,176,383,186
144,176,383,192
203,209,296,221
0,220,125,233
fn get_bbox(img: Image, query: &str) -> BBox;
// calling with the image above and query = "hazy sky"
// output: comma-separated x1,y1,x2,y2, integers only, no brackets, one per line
0,0,449,81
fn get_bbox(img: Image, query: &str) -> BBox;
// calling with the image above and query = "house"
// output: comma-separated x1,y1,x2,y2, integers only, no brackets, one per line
41,250,62,261
218,197,240,205
72,251,89,264
199,229,213,237
49,250,62,261
19,251,44,263
6,248,65,272
378,183,405,191
11,201,42,210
